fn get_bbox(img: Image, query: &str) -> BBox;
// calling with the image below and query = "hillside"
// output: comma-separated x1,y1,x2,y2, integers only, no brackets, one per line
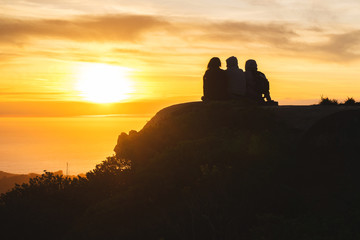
1,101,360,240
114,101,360,170
111,102,360,239
0,171,41,194
0,171,72,194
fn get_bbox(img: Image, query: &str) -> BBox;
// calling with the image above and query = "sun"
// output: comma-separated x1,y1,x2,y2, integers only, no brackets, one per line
76,63,134,103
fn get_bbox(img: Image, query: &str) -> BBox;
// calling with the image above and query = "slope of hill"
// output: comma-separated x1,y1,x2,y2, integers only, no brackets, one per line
114,102,360,171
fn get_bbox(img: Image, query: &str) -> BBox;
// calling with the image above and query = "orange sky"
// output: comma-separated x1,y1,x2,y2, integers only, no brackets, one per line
1,0,360,115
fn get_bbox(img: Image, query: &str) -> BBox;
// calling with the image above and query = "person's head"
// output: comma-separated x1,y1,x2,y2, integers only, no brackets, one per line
207,57,221,69
226,56,238,69
245,59,257,71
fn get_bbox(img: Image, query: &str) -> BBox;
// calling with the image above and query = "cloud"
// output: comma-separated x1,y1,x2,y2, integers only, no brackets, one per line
113,48,152,55
187,21,360,62
0,90,70,102
0,91,66,96
270,30,360,62
0,53,23,61
243,0,279,6
0,14,170,44
318,30,360,60
0,14,296,47
1,13,360,63
196,21,298,47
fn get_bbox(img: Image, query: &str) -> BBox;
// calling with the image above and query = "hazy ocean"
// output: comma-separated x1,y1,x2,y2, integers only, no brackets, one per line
0,115,150,175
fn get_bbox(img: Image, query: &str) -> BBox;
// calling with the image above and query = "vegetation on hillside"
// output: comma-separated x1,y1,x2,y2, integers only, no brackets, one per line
319,96,360,105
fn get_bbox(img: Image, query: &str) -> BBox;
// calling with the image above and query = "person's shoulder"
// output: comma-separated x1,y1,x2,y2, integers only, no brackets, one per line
203,69,210,79
257,71,267,78
219,68,227,75
204,69,212,75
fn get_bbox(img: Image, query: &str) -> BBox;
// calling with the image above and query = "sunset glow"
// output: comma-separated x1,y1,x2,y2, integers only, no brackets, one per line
1,1,360,107
76,63,134,103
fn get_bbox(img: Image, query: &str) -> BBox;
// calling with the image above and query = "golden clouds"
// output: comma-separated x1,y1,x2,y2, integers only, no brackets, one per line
1,14,359,63
317,30,360,60
0,14,170,44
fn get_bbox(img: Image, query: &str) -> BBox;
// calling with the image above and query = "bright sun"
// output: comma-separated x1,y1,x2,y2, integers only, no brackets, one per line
76,63,134,103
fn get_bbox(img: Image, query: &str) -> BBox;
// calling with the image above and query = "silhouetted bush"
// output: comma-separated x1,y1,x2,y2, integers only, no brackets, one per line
0,171,89,239
344,97,356,105
319,96,338,105
318,96,360,106
343,97,360,106
0,156,132,239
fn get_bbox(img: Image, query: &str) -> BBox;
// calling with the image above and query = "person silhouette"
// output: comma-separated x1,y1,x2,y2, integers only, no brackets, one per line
225,56,246,99
202,57,228,101
244,59,274,104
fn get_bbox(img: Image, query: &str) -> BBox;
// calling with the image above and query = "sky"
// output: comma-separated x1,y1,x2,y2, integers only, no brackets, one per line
1,0,360,114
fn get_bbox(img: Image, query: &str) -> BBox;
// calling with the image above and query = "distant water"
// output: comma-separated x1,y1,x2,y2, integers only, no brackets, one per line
0,115,150,175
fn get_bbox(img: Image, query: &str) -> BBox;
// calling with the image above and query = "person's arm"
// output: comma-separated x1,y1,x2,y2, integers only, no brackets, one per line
203,72,208,100
258,71,271,101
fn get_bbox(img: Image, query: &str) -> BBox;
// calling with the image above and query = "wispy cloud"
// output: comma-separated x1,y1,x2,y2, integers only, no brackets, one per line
0,53,23,61
1,13,360,63
0,90,71,101
189,21,360,62
317,30,360,60
0,14,170,44
195,21,298,47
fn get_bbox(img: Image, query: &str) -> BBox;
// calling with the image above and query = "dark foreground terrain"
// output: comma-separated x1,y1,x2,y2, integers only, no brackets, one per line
1,101,360,240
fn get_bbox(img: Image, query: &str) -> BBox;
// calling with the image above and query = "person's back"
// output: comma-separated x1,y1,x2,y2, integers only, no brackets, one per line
244,59,272,103
203,57,228,101
225,56,246,99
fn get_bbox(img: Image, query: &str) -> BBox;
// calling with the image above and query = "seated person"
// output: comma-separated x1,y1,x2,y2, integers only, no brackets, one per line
244,59,276,104
202,57,228,101
225,56,246,99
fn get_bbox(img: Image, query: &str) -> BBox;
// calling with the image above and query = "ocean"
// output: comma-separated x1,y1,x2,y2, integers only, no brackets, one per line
0,115,150,175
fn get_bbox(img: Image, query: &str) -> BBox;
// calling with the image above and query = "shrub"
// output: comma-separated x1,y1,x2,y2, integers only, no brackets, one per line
344,97,357,105
319,96,338,105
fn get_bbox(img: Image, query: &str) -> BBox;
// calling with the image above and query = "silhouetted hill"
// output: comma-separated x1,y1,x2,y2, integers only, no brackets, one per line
1,101,360,240
0,170,74,194
0,171,40,194
114,102,360,171
110,102,360,239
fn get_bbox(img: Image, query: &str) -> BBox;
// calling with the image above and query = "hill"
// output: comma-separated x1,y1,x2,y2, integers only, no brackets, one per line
1,101,360,240
114,101,360,172
0,171,73,194
0,171,41,194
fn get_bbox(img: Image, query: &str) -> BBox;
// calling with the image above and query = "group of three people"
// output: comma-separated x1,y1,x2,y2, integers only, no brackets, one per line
202,56,276,104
